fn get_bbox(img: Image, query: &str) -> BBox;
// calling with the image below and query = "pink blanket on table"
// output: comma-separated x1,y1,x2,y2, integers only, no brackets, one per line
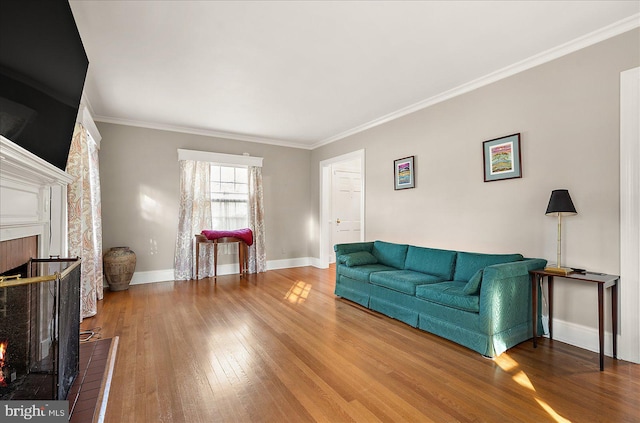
201,228,253,246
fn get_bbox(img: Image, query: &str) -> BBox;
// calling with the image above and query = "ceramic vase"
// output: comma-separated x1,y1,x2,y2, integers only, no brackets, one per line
103,246,136,291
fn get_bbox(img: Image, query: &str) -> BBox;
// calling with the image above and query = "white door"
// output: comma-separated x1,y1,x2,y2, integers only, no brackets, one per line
330,169,361,262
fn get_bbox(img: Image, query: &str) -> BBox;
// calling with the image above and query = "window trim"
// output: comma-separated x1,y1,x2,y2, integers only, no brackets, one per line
177,149,263,167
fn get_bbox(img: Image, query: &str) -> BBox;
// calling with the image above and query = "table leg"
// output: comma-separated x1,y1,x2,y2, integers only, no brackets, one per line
612,280,618,359
214,241,218,280
598,283,604,371
548,276,554,339
238,242,244,278
243,242,247,276
243,243,248,276
531,274,538,348
195,241,200,280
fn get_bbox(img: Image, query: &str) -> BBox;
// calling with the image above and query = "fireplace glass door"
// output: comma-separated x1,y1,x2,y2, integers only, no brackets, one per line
0,258,81,400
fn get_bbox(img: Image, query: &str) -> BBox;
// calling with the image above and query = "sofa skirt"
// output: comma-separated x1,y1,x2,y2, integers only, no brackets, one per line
334,275,370,307
369,284,419,327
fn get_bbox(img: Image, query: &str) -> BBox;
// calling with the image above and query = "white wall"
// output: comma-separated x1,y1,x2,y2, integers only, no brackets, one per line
97,123,312,277
310,29,639,349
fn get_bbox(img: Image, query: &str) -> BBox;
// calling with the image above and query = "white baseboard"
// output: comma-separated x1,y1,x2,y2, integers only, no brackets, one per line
129,269,175,285
105,257,323,287
309,257,328,269
547,318,616,358
266,257,313,270
268,256,331,269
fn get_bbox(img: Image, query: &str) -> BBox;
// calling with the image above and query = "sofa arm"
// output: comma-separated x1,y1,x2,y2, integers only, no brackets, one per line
479,259,547,334
334,242,374,257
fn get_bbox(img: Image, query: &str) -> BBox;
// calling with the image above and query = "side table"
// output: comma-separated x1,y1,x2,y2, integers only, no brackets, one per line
529,269,619,371
194,234,248,280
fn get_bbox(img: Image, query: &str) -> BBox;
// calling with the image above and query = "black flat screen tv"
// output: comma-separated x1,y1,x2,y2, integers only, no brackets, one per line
0,0,89,170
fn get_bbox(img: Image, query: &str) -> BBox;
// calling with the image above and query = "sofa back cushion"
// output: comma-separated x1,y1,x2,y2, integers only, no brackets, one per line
334,242,373,256
462,269,483,295
338,251,379,267
404,246,457,279
453,252,523,281
372,241,409,269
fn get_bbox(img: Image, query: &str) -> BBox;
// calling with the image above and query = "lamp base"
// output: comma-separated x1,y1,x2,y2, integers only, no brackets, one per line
544,266,574,275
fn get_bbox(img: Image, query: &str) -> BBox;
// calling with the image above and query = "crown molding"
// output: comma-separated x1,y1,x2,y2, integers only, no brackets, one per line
93,115,311,150
312,13,640,149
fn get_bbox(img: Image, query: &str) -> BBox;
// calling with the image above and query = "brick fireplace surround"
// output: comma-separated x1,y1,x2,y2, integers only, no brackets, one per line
0,236,38,274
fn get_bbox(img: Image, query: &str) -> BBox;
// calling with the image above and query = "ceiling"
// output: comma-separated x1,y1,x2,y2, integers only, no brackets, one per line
68,1,640,149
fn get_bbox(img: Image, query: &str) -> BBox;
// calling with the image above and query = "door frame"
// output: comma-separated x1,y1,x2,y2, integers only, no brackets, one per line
619,67,639,363
319,149,365,269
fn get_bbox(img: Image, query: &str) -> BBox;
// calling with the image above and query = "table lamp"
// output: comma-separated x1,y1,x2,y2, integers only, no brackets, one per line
545,189,577,275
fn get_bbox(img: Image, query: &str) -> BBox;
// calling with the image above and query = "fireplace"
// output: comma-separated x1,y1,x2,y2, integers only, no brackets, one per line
1,136,79,400
0,257,81,400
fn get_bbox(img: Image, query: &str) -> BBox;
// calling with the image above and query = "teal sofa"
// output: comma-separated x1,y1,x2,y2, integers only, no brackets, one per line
334,241,547,357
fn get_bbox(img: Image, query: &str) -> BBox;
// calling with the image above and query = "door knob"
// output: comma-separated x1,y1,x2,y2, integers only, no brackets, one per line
336,218,341,224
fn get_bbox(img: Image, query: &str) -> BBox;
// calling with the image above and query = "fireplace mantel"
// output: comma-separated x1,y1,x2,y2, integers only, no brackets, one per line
0,135,73,257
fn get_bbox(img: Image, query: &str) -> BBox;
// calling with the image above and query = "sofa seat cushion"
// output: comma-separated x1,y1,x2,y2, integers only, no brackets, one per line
370,270,445,295
404,246,457,280
453,252,523,282
372,241,409,269
415,281,480,313
338,264,396,282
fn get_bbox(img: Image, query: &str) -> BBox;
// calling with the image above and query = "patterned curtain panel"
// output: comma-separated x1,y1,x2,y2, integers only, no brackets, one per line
174,160,212,280
66,123,103,319
248,166,266,273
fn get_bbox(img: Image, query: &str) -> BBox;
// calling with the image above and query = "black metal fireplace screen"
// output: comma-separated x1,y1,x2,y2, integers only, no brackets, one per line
0,258,81,400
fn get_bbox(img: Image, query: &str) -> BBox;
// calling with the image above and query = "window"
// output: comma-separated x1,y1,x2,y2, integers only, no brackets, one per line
210,164,248,230
175,149,265,278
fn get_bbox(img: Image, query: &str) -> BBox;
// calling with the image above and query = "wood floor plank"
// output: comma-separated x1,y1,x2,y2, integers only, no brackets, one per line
82,266,640,423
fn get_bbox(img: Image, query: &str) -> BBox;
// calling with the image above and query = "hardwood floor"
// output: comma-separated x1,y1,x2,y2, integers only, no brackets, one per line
81,266,640,423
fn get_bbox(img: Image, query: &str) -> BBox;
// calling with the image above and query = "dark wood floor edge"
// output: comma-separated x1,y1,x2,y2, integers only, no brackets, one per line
93,336,119,423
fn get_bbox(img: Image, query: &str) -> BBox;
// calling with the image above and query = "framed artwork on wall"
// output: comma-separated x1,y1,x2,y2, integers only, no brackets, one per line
394,156,415,190
482,133,522,182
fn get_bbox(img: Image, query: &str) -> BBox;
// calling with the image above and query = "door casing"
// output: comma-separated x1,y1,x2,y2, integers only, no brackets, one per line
319,150,365,268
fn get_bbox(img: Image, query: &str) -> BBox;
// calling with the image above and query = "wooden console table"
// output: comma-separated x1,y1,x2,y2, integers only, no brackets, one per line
529,269,619,371
194,234,248,280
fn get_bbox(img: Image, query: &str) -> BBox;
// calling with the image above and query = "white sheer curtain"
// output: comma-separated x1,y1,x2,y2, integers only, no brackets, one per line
66,123,103,319
248,166,266,273
174,160,212,280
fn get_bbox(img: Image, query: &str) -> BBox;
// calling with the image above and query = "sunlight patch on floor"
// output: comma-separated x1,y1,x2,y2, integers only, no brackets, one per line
494,353,519,372
494,353,572,422
535,398,572,423
512,370,536,391
285,280,312,304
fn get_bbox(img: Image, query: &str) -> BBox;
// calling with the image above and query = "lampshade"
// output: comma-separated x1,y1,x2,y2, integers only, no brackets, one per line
545,189,577,216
